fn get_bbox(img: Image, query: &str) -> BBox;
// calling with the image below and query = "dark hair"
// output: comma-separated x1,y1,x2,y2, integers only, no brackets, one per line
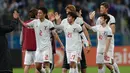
38,7,48,15
28,8,38,18
100,2,109,9
100,14,110,24
75,6,82,13
67,12,78,19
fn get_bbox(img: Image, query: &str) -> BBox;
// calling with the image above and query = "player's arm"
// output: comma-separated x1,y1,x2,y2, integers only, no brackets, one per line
54,25,64,30
84,22,93,30
51,28,64,49
104,29,113,56
79,31,89,47
104,35,112,56
82,22,91,46
89,11,96,26
109,16,116,34
110,24,115,34
0,11,18,33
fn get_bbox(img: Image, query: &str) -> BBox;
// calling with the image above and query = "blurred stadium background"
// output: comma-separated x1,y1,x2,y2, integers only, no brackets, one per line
0,0,130,73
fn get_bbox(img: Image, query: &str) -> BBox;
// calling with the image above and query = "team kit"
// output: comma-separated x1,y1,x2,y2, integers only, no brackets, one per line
18,2,120,73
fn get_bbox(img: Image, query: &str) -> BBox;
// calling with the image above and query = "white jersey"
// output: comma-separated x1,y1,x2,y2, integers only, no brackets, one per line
27,19,54,51
74,17,84,26
60,19,82,52
96,14,115,53
91,25,114,53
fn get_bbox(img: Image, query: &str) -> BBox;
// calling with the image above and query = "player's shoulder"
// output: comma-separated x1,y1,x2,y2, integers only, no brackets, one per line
44,19,53,24
75,17,84,24
62,18,67,22
107,14,115,19
106,25,112,31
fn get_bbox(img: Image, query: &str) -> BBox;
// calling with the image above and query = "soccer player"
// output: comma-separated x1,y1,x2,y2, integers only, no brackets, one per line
20,8,39,73
0,10,19,73
89,2,120,73
55,11,88,73
86,14,116,73
19,7,64,73
55,4,91,73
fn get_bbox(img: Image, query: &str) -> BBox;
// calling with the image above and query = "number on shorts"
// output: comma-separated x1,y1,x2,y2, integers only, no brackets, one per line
45,55,49,60
71,55,75,60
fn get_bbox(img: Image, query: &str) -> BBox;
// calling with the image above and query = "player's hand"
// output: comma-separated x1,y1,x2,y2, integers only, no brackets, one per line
104,52,109,61
61,44,65,50
86,47,90,53
55,12,61,20
13,10,19,19
89,11,95,20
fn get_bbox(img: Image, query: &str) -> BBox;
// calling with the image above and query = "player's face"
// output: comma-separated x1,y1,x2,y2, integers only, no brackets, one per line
100,16,106,25
76,10,82,16
100,5,108,14
66,9,71,14
47,12,55,21
37,10,46,19
67,15,74,24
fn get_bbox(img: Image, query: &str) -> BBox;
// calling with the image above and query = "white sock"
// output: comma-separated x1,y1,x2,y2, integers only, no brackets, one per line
77,62,80,72
75,65,79,73
41,68,46,73
45,67,50,73
102,64,106,73
69,68,75,73
113,63,120,73
111,69,116,73
98,69,103,73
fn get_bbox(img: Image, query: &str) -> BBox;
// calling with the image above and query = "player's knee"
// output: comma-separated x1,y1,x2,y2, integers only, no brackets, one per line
98,64,103,69
62,68,67,73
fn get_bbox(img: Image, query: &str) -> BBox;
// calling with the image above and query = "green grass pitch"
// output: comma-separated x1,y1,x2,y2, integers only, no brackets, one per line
13,66,130,73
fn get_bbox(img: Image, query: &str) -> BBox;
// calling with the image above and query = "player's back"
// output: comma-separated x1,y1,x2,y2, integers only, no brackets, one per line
22,20,36,51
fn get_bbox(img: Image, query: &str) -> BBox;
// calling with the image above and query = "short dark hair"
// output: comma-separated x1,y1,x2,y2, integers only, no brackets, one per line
38,7,48,15
100,14,110,24
75,6,82,13
100,2,109,9
28,8,38,18
67,12,78,19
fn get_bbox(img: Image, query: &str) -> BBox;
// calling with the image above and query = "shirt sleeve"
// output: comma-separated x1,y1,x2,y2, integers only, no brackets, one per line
49,21,55,30
77,24,83,33
0,19,18,33
109,16,116,25
26,19,36,28
75,17,84,26
106,28,113,37
91,25,99,32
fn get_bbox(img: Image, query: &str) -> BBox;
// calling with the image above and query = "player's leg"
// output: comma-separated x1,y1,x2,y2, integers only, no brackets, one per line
24,51,33,73
104,52,115,73
69,51,78,73
96,53,104,73
80,49,87,73
62,51,70,73
43,49,53,73
112,60,120,73
35,51,44,73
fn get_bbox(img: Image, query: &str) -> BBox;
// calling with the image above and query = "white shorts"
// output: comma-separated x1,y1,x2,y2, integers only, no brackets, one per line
96,52,112,64
35,49,52,63
24,51,36,65
77,50,81,59
66,51,78,64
